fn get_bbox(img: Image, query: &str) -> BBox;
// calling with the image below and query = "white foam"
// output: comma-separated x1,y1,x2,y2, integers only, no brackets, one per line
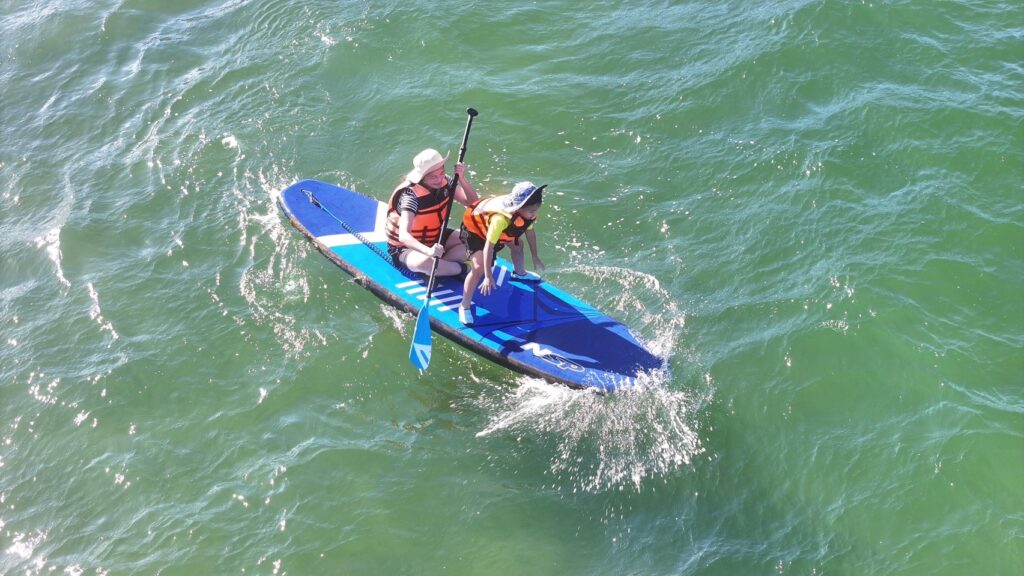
35,227,70,287
476,373,707,493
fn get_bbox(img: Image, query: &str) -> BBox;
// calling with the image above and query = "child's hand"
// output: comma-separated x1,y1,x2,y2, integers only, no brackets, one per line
479,277,495,295
533,256,546,271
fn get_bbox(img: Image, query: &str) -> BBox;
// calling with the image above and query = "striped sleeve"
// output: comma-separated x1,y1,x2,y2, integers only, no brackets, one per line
395,187,418,215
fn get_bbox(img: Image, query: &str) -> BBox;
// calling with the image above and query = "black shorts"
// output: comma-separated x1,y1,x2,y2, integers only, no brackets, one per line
459,225,511,265
387,228,456,266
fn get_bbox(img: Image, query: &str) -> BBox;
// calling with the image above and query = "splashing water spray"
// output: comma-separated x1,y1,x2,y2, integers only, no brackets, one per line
474,265,709,493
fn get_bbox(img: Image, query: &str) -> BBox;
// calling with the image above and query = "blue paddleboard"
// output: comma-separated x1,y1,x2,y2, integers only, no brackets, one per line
279,179,664,391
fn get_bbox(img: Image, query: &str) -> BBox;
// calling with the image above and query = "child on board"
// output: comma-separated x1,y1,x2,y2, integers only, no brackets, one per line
457,181,546,325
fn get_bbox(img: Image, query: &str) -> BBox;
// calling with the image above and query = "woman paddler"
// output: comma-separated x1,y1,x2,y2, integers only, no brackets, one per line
385,148,479,276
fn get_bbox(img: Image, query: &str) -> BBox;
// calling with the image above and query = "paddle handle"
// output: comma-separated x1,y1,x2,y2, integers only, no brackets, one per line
424,107,478,296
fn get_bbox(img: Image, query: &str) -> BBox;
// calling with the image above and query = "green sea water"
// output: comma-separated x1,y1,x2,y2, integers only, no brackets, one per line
1,0,1022,574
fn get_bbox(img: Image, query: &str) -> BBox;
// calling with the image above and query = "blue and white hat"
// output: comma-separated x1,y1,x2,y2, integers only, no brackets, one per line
502,181,547,212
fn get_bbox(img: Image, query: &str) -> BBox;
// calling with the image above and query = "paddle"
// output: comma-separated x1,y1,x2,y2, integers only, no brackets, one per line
409,107,479,371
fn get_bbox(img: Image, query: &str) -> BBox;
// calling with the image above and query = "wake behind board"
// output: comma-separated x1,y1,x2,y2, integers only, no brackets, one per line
279,179,663,391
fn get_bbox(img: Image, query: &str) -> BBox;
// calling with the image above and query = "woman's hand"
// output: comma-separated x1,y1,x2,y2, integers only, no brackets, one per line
452,162,478,204
426,243,444,259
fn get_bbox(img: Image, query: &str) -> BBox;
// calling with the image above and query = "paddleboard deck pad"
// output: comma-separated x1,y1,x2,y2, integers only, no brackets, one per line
279,179,664,391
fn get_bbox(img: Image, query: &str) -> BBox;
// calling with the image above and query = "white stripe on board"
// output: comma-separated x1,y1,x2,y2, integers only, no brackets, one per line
431,295,463,305
397,276,464,311
318,230,389,247
415,292,463,309
431,294,464,310
318,233,361,247
417,289,454,301
362,230,388,243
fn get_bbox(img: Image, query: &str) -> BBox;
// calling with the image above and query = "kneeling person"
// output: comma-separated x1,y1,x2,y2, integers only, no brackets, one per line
458,181,547,324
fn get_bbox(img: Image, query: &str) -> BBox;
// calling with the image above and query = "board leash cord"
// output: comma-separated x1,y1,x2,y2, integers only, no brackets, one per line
303,188,395,266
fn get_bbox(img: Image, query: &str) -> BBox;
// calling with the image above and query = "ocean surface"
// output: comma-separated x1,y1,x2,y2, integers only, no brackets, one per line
1,0,1021,574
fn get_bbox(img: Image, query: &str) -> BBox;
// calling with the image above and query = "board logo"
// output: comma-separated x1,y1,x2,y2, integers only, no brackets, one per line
521,343,585,373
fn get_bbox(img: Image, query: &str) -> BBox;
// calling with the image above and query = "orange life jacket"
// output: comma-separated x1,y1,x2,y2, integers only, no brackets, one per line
462,196,535,246
385,182,451,247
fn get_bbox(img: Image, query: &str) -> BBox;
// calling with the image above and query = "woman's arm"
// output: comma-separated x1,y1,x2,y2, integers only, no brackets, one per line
452,163,479,206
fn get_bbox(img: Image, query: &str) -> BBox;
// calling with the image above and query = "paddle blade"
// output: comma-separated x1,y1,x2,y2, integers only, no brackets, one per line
409,305,432,370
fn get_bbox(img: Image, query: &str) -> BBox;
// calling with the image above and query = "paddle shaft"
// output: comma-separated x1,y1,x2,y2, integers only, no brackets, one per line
423,107,478,297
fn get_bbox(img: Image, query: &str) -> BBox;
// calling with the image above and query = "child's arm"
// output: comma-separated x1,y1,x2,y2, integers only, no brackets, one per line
479,215,507,295
525,228,544,271
480,240,497,295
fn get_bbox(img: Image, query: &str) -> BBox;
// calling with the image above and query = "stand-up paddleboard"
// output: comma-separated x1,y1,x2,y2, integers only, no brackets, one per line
279,179,664,391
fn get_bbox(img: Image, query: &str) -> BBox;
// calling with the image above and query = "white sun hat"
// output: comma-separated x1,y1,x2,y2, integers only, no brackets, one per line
406,148,450,183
